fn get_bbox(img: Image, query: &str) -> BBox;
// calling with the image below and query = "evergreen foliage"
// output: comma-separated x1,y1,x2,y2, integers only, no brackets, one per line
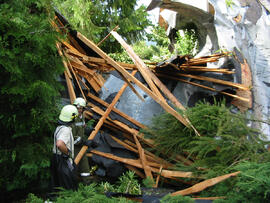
161,194,194,203
145,100,270,178
0,0,63,199
209,161,270,202
26,171,141,202
53,0,152,53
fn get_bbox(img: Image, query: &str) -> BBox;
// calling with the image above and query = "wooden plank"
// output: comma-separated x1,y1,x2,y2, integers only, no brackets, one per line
154,166,163,188
64,71,76,103
76,32,191,128
61,40,82,56
231,58,252,111
123,139,190,167
171,171,240,196
74,70,137,164
66,48,136,70
125,164,145,178
109,135,166,166
76,70,101,93
124,139,193,166
111,31,166,104
54,16,87,55
87,104,159,151
87,92,146,129
157,73,250,102
85,110,132,135
77,33,144,101
110,31,200,136
87,150,194,178
66,59,86,100
56,43,72,79
97,25,119,46
76,74,90,91
65,52,104,91
133,133,154,181
56,43,76,103
160,72,249,91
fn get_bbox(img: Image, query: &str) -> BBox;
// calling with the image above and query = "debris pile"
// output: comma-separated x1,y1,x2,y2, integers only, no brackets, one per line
51,11,252,199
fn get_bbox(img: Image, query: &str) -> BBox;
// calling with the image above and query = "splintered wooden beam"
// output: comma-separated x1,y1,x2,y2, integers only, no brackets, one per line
76,31,192,129
87,92,146,129
110,31,202,136
165,63,234,74
64,71,76,103
125,164,145,178
87,150,194,178
97,25,119,47
76,74,90,91
181,68,234,74
124,139,193,166
162,72,249,91
66,48,136,70
110,135,173,168
171,171,240,196
133,133,154,181
54,16,86,55
65,54,104,93
157,73,250,102
76,33,145,101
111,135,173,168
231,58,252,111
84,110,129,134
74,70,137,165
155,166,163,188
87,103,158,150
66,59,86,100
109,135,159,164
111,31,166,104
56,43,76,103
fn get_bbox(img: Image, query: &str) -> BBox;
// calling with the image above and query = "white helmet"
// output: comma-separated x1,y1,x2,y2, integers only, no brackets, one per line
73,97,86,108
59,105,78,122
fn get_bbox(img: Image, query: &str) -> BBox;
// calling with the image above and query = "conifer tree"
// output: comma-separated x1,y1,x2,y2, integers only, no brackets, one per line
53,0,152,53
0,0,63,199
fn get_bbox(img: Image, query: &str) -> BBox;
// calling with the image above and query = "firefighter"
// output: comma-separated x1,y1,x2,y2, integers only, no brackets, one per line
72,97,92,184
51,104,79,191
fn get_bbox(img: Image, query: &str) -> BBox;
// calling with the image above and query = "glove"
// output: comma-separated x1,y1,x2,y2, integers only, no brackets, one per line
84,126,94,137
62,149,72,159
83,139,98,148
74,136,82,146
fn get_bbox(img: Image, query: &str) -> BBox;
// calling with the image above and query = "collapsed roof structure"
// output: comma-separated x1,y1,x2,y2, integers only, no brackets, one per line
51,3,255,199
147,0,270,138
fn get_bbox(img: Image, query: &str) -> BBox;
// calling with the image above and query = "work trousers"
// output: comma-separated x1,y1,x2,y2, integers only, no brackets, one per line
74,145,91,184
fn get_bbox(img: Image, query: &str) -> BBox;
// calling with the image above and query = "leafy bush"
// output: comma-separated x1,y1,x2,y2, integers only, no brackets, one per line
97,171,141,195
175,29,198,56
116,170,141,195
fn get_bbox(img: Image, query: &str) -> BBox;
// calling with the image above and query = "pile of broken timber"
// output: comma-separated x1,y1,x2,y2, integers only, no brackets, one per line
152,53,252,111
52,14,242,199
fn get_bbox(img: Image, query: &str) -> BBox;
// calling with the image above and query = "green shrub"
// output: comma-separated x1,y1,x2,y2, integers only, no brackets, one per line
161,194,194,203
145,100,270,177
0,0,63,198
